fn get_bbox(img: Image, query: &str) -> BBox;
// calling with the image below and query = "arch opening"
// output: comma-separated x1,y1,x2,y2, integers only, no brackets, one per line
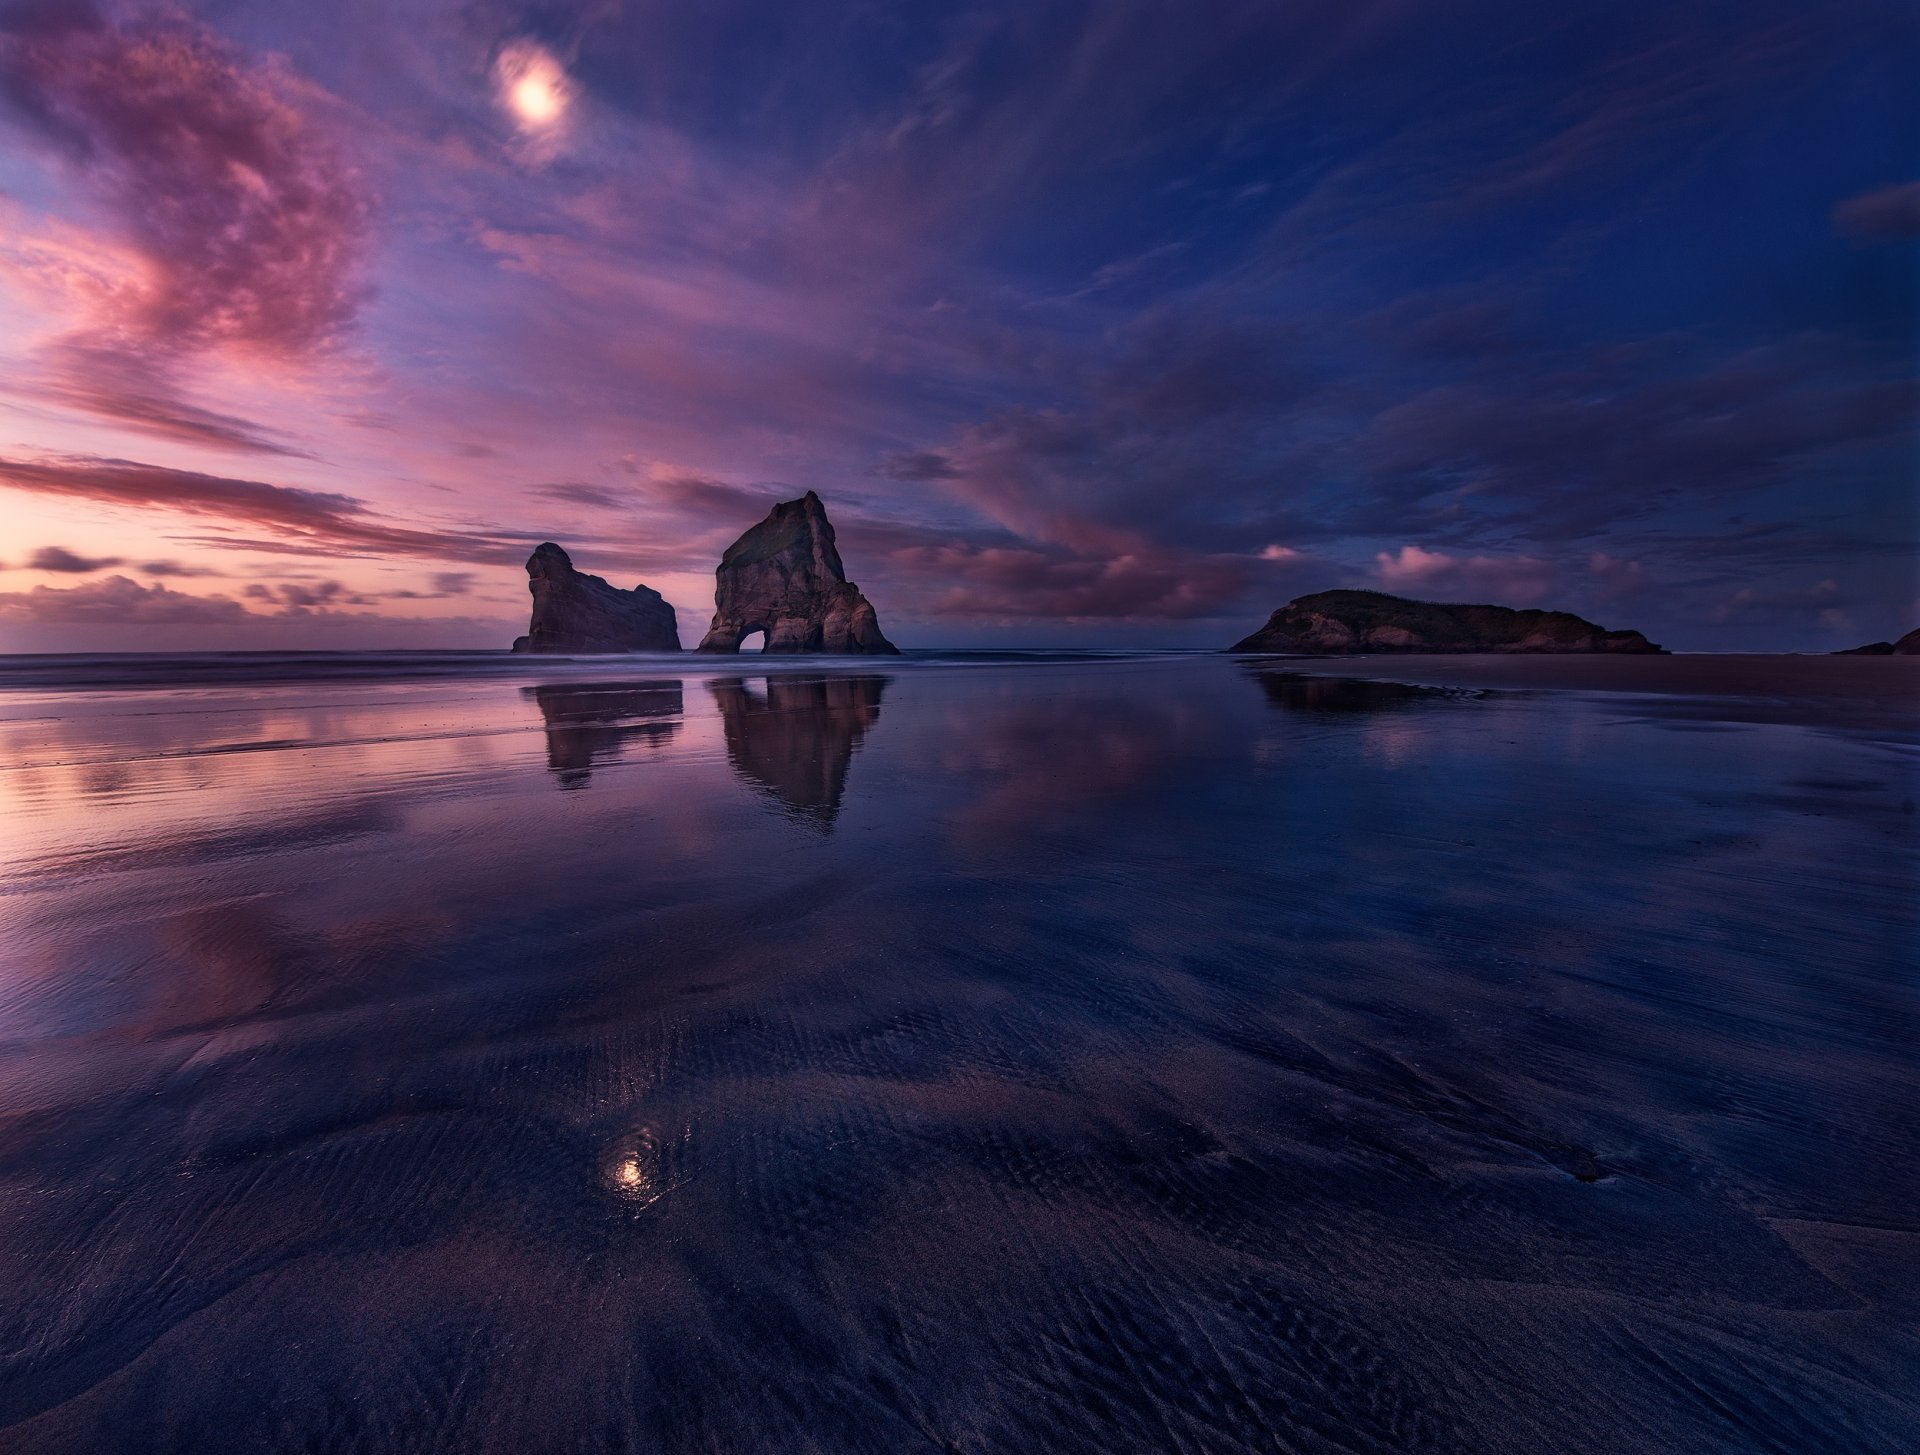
739,629,766,653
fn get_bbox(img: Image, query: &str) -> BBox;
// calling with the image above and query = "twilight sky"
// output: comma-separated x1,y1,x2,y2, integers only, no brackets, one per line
0,0,1913,652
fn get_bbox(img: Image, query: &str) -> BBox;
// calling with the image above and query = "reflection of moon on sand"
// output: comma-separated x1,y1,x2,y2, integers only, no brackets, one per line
599,1124,678,1209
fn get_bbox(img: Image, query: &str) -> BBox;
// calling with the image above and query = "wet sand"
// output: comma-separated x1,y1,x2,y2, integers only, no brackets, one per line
1233,651,1920,733
0,652,1914,1452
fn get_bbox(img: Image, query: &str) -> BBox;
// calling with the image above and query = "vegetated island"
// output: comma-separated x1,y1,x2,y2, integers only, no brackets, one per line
1230,589,1664,654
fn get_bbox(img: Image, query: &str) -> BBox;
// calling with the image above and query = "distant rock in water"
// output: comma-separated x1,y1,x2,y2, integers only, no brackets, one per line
697,492,898,654
1835,628,1920,656
1231,589,1664,654
511,543,681,653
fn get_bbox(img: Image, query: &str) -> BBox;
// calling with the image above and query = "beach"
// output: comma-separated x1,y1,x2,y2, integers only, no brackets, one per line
0,651,1914,1452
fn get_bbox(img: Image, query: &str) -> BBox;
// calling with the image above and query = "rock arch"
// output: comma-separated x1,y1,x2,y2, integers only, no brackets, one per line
696,492,898,655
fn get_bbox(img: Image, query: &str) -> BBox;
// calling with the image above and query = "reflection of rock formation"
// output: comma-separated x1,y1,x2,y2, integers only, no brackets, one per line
511,543,681,653
524,681,683,787
1244,667,1456,715
697,492,898,654
708,675,887,825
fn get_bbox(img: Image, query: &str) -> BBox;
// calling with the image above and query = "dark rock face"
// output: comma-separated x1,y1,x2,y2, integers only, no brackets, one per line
1231,589,1664,654
708,675,886,826
522,680,682,787
696,492,898,654
1836,628,1920,656
511,543,681,653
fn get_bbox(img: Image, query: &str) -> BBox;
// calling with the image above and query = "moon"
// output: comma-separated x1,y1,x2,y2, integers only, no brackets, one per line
497,42,568,132
511,70,563,126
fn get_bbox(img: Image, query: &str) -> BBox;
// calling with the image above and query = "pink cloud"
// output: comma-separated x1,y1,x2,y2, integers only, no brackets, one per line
1,6,369,354
24,340,316,455
0,453,529,564
0,5,370,447
1373,545,1557,604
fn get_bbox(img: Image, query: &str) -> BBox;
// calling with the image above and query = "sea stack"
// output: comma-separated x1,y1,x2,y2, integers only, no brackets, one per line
1231,589,1663,654
697,491,898,654
511,543,681,653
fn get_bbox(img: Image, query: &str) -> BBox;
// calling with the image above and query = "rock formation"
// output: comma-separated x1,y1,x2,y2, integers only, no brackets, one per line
708,675,887,826
696,492,898,654
522,680,682,787
1836,628,1920,656
511,543,681,653
1231,589,1664,654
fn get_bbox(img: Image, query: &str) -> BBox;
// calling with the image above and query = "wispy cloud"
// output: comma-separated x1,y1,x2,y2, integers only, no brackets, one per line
0,454,528,564
1834,180,1920,241
0,3,369,449
535,482,630,510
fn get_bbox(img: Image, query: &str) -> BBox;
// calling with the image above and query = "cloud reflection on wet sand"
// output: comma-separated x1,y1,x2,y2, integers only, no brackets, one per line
0,655,1914,1452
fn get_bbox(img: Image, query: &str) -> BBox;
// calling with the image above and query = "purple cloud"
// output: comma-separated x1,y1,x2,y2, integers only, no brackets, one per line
878,452,960,481
0,4,370,354
137,559,223,578
883,538,1255,621
0,3,369,449
1707,578,1852,632
28,543,122,572
0,573,248,624
276,580,357,609
535,482,629,510
1834,181,1920,241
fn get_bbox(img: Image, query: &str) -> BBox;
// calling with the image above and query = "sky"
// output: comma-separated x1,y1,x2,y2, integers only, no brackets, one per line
0,0,1913,652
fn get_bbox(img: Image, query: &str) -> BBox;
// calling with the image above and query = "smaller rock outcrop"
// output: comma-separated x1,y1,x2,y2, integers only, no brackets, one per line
511,543,681,653
697,491,898,654
1835,628,1920,656
1231,589,1664,654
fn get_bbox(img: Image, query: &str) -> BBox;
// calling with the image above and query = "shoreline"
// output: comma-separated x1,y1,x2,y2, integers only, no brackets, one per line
1237,652,1920,735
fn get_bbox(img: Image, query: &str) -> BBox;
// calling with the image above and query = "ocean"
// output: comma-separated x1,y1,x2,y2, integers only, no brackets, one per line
0,649,1914,1452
